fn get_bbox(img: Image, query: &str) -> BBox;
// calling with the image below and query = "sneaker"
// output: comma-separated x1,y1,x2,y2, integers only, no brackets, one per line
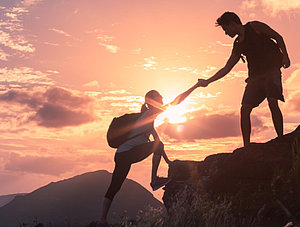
150,177,172,191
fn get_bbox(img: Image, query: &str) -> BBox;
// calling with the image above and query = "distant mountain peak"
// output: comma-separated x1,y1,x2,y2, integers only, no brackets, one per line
0,169,162,227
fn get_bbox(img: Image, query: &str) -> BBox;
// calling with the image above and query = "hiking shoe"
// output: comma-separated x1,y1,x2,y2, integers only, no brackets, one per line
150,177,171,191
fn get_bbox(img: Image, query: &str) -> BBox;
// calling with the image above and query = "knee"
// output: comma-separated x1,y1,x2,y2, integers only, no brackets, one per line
105,187,119,201
241,105,253,116
267,98,279,110
153,141,164,155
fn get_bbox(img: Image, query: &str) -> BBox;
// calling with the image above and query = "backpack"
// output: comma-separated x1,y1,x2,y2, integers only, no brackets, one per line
106,112,145,148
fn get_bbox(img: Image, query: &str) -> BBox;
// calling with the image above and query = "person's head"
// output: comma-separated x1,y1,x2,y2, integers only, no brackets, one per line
216,12,242,38
141,90,163,113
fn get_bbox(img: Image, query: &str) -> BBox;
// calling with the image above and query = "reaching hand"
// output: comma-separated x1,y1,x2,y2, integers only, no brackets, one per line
282,55,290,68
197,79,209,87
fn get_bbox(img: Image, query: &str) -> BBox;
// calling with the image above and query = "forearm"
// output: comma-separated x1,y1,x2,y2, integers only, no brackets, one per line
171,82,199,105
207,67,229,85
151,129,160,141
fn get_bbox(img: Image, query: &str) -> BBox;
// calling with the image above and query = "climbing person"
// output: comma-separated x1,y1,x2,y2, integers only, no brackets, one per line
99,81,202,226
198,12,290,146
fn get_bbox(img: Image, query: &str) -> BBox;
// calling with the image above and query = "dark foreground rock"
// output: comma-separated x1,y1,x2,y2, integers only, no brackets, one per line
163,126,300,227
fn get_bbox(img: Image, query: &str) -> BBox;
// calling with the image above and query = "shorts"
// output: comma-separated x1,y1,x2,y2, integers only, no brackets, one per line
242,69,284,107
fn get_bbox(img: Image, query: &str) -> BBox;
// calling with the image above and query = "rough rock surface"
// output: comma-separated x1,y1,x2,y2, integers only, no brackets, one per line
163,126,300,227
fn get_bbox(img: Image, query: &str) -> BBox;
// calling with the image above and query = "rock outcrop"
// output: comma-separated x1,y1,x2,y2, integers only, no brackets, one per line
163,126,300,227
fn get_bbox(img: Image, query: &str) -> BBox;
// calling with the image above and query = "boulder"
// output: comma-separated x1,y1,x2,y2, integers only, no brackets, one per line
163,126,300,227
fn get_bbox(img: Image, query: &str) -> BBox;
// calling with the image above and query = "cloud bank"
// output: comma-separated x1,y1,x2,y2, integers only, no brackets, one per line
159,110,264,141
242,0,300,15
0,87,95,128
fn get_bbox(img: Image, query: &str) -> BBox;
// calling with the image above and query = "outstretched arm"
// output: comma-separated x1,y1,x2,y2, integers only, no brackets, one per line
168,81,200,106
250,21,290,68
199,51,240,87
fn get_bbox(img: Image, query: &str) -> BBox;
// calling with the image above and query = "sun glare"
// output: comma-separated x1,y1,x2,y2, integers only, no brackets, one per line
155,99,191,127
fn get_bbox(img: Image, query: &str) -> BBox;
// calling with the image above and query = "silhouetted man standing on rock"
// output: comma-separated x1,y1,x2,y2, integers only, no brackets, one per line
198,12,290,146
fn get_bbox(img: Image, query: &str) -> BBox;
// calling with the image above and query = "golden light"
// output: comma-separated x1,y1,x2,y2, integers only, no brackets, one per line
154,96,192,127
161,105,187,124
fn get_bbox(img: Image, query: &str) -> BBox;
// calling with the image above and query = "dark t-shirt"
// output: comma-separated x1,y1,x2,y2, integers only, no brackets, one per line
233,22,283,78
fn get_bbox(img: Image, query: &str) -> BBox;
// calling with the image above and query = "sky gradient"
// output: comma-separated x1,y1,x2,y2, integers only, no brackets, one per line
0,0,299,200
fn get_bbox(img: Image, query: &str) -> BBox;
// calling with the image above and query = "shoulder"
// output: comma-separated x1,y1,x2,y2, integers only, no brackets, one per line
247,21,263,27
247,21,273,34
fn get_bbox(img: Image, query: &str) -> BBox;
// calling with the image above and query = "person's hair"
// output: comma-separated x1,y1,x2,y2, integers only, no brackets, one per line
216,12,242,27
140,90,162,113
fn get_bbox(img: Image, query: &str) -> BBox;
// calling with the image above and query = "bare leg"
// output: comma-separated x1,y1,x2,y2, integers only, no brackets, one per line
161,149,171,164
241,105,253,147
101,158,131,224
151,141,171,182
267,98,283,137
100,198,112,224
151,153,161,182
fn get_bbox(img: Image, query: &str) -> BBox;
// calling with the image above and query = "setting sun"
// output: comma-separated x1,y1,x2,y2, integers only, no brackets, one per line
155,98,194,127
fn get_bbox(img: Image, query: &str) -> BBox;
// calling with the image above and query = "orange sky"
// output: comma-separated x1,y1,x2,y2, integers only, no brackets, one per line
0,0,299,200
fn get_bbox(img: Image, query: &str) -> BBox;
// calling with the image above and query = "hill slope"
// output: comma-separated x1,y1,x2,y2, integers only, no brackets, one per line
0,194,27,208
0,170,162,227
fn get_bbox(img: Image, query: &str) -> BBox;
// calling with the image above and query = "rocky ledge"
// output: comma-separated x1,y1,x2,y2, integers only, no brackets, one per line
163,126,300,227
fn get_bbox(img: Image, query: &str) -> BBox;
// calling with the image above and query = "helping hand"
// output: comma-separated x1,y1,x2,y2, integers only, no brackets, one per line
197,79,209,87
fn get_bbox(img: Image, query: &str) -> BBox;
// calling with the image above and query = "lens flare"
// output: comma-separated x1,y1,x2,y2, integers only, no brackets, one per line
155,104,189,127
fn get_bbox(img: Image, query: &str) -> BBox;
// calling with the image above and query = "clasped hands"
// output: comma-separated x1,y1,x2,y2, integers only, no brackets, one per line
196,78,209,87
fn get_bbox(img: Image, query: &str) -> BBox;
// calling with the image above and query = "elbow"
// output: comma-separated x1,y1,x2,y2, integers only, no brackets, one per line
222,66,231,75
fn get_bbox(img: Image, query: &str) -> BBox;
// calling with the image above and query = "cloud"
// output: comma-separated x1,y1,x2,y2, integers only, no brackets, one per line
0,87,96,128
130,48,142,54
44,87,92,107
97,34,114,42
83,80,100,89
0,30,35,53
0,89,42,108
22,0,43,7
261,0,300,14
98,43,120,54
0,67,54,90
0,48,9,61
286,91,300,112
96,34,120,53
159,110,264,141
31,103,95,128
242,0,257,9
49,28,71,37
0,7,35,56
108,89,131,95
241,0,300,15
285,68,300,92
4,153,75,176
216,41,233,47
143,56,158,70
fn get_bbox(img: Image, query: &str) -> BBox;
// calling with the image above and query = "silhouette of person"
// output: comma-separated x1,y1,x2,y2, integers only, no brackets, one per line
99,81,202,226
198,12,290,146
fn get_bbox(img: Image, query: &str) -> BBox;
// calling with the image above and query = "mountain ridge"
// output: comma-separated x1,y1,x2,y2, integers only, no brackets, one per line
0,169,162,227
